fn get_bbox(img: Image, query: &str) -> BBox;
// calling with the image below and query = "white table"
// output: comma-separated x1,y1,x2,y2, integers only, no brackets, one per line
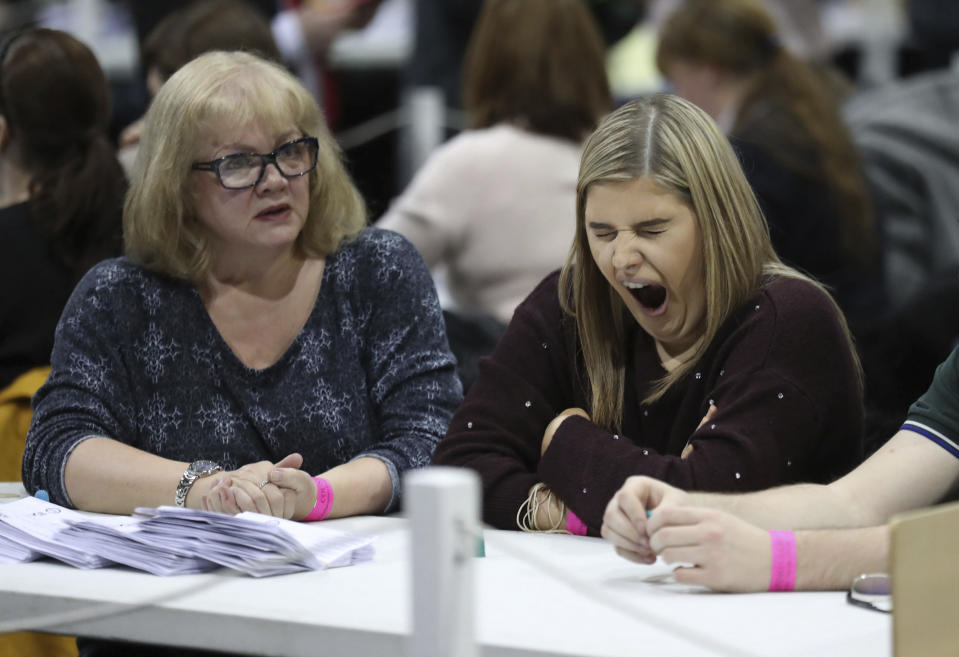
0,483,890,657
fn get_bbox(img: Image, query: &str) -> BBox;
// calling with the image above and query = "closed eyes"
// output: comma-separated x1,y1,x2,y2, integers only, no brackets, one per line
588,222,668,241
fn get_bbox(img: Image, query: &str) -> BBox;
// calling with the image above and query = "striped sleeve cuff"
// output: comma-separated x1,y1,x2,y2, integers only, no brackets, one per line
901,421,959,459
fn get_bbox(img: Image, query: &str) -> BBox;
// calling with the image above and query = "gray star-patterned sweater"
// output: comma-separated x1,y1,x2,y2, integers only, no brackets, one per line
23,228,462,512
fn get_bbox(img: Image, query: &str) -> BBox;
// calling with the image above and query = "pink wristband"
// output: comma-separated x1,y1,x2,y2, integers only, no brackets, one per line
566,509,588,536
768,530,796,591
302,476,334,522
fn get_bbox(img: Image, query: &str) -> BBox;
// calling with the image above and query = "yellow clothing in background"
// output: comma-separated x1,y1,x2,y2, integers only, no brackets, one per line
0,365,78,657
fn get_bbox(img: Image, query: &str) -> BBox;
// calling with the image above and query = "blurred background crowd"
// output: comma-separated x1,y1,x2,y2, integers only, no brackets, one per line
3,0,959,458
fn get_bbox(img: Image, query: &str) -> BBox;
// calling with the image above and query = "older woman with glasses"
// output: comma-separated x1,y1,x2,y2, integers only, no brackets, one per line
22,51,461,530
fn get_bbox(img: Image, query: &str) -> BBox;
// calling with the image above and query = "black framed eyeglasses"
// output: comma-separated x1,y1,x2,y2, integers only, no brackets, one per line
846,573,891,614
191,136,319,190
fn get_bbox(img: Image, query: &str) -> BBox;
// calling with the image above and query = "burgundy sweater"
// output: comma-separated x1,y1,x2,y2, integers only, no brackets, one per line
432,272,863,531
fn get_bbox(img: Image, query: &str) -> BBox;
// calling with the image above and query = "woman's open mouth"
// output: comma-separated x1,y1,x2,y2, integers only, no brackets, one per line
255,204,291,221
624,281,667,315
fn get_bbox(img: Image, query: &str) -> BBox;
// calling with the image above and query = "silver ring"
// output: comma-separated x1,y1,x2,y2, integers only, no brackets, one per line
257,479,270,489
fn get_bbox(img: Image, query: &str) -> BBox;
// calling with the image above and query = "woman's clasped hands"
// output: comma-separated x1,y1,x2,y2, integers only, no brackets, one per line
201,452,318,520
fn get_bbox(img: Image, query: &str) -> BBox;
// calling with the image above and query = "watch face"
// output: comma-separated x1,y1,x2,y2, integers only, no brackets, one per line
190,460,221,475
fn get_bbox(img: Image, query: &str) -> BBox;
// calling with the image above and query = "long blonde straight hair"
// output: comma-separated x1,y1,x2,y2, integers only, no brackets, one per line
559,94,860,431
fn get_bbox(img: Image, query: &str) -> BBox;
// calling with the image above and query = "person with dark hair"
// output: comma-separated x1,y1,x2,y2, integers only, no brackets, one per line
379,0,612,327
0,26,124,657
655,0,883,323
142,0,281,85
0,28,125,390
125,0,279,47
404,0,643,114
432,95,863,534
118,0,282,168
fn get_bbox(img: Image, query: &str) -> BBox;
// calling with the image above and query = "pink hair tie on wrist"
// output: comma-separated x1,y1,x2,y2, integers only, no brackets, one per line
566,509,588,536
302,476,334,522
768,530,797,592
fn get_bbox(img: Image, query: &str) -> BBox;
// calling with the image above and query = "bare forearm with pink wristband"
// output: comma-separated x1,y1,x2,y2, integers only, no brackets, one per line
302,476,334,522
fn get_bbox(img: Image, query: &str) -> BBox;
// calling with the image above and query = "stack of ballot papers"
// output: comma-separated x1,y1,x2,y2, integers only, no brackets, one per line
0,496,375,577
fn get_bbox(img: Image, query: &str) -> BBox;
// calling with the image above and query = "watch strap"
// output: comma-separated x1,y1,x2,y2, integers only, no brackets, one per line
175,462,222,507
174,470,199,507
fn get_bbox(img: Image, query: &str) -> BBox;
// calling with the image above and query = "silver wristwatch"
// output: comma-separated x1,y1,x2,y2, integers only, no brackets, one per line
174,460,222,507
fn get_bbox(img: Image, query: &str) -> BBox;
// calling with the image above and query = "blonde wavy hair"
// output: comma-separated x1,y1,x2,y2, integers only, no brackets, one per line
559,94,860,431
124,50,366,282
